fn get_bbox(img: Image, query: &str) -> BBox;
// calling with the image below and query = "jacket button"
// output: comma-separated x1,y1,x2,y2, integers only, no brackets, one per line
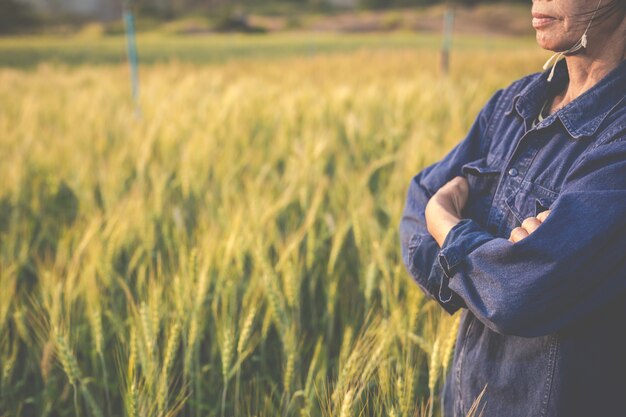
508,168,518,177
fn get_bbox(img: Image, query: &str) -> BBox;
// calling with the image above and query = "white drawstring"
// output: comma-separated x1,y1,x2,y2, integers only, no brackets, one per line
542,0,602,82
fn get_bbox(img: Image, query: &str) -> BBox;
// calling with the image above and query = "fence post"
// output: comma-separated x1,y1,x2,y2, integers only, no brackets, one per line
441,6,455,76
123,0,141,118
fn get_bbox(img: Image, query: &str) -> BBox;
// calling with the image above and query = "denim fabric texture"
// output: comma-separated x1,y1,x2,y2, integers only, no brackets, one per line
399,58,626,417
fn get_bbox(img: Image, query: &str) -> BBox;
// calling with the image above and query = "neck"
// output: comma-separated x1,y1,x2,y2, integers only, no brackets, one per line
558,18,626,107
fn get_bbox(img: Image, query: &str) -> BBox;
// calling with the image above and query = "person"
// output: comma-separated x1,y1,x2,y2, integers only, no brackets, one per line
398,1,626,416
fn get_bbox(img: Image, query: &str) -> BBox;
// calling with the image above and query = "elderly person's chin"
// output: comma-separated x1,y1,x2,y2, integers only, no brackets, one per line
535,33,579,53
534,23,580,53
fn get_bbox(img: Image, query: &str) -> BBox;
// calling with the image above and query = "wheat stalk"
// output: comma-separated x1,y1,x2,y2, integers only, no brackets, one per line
338,387,355,417
53,329,81,387
428,336,441,417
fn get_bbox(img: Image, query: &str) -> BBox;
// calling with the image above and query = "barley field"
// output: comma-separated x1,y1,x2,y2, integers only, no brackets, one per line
0,34,545,417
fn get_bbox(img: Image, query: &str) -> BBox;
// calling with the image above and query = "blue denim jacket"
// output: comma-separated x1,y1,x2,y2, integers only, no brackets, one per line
399,58,626,417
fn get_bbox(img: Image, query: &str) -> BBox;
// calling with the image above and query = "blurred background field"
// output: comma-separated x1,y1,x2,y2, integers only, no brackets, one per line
0,31,536,69
0,1,547,417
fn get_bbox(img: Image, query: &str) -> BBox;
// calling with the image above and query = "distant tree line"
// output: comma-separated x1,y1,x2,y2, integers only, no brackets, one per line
362,0,527,9
2,0,528,33
130,0,530,21
0,0,39,33
134,0,528,17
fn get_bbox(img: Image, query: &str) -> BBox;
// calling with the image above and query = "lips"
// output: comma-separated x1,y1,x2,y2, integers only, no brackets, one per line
531,12,558,29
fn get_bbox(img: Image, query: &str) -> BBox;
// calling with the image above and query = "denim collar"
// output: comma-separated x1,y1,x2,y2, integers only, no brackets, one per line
506,58,626,139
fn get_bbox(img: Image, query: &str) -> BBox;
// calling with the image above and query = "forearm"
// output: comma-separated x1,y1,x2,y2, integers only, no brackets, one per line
424,176,467,247
426,209,461,247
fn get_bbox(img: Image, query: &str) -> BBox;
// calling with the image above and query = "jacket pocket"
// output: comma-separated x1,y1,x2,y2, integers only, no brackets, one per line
535,196,554,217
505,181,559,225
461,157,502,228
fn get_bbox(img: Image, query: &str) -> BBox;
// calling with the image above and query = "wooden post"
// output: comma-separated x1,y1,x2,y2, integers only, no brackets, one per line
124,0,141,118
441,6,455,76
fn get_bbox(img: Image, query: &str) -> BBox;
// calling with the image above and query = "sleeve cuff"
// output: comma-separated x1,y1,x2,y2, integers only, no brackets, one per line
404,232,466,315
438,218,494,279
433,260,467,315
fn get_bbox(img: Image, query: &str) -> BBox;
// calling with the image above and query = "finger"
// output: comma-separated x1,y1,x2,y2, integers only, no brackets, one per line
536,209,551,223
509,226,529,243
521,217,542,235
442,176,468,194
435,176,469,217
451,175,469,189
450,176,469,207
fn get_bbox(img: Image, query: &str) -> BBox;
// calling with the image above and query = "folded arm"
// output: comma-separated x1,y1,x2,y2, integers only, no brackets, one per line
433,139,626,337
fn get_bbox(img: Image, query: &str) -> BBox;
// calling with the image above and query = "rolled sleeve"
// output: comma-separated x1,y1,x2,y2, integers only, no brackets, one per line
438,218,491,279
401,218,467,315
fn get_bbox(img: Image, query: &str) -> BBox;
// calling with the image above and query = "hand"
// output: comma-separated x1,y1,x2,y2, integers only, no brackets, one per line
508,210,551,243
425,176,469,247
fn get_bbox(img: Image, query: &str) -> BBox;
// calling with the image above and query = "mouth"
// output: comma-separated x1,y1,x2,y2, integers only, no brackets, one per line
531,12,558,29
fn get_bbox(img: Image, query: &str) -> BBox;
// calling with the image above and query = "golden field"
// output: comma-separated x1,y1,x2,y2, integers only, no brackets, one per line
0,35,546,417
